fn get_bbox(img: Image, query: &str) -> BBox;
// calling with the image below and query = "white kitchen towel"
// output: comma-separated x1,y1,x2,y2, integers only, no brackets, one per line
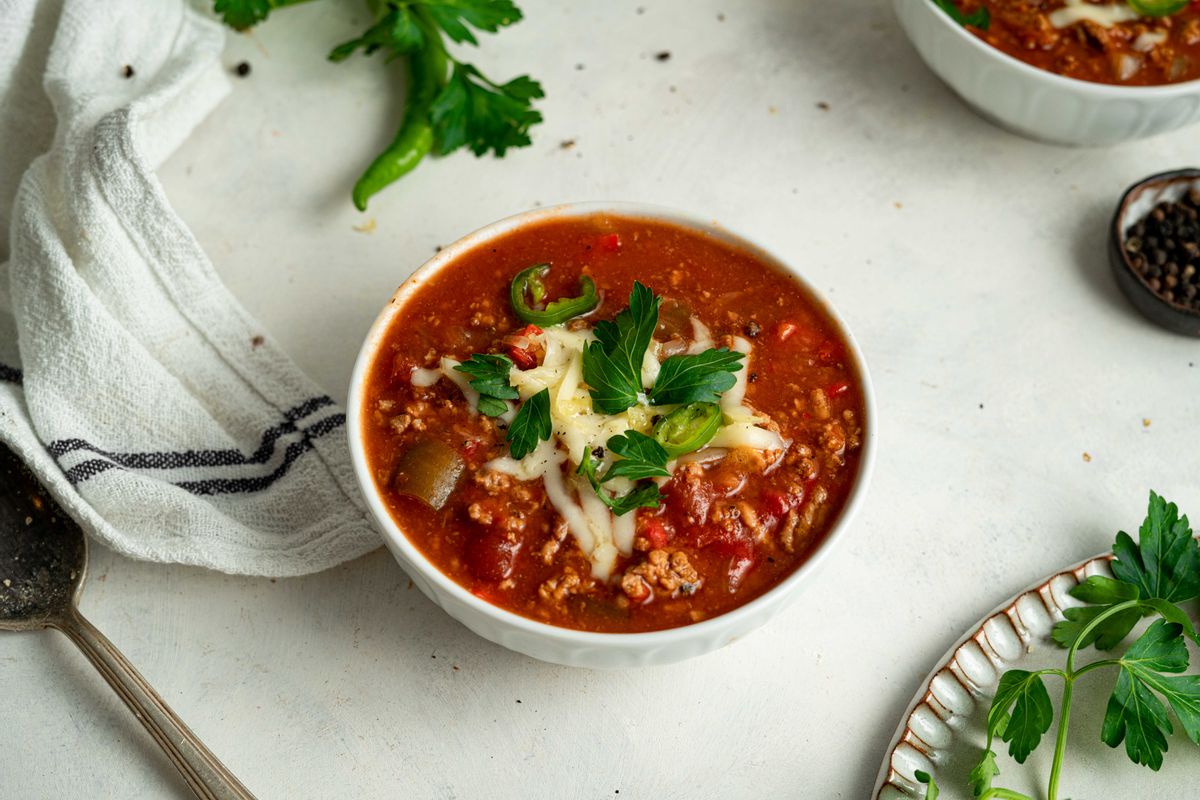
0,0,380,576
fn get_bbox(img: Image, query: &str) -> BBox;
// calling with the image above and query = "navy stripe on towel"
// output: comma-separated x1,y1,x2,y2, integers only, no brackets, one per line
48,396,335,469
50,397,344,495
175,413,345,495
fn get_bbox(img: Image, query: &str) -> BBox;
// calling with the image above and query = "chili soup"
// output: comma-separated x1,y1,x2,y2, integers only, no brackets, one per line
947,0,1200,85
360,213,867,633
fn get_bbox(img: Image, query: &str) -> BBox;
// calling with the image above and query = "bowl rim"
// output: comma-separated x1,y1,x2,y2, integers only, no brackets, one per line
1111,167,1200,320
346,201,878,648
916,0,1200,95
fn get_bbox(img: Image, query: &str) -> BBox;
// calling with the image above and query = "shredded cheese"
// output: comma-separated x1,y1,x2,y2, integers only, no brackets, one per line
1048,1,1138,29
419,320,785,580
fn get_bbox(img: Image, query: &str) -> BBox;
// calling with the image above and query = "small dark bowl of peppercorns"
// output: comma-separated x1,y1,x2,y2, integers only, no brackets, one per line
1110,169,1200,337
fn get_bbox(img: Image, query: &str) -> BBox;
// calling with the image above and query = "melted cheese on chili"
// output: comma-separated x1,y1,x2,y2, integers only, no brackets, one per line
1048,1,1139,29
414,320,785,579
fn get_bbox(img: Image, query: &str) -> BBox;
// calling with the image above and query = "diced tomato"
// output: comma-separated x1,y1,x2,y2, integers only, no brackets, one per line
761,489,794,519
466,528,522,582
599,233,621,252
460,439,482,460
625,578,651,604
826,380,850,397
517,323,543,338
706,536,757,591
507,345,538,370
817,340,842,364
642,517,670,550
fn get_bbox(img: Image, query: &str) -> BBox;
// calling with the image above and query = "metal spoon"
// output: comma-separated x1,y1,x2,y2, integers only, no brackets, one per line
0,442,257,800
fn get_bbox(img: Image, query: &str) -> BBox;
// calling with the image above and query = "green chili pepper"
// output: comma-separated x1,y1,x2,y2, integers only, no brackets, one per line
351,25,446,212
509,264,600,326
1128,0,1189,16
653,402,723,458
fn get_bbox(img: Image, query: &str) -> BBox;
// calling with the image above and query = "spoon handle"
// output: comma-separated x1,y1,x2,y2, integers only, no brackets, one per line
52,607,257,800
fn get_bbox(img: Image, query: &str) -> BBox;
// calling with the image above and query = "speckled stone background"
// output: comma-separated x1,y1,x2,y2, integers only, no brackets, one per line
2,1,1198,797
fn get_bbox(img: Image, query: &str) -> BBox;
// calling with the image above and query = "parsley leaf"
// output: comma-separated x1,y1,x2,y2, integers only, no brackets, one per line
577,446,663,516
431,63,544,157
931,0,990,29
1053,604,1144,651
600,431,670,482
1112,491,1200,605
213,0,311,30
1070,575,1141,605
967,750,1001,797
453,353,517,418
477,396,508,417
988,670,1054,764
329,5,426,61
582,282,660,415
1101,619,1200,770
648,348,745,406
506,388,551,459
1053,492,1200,651
454,354,518,399
419,0,523,45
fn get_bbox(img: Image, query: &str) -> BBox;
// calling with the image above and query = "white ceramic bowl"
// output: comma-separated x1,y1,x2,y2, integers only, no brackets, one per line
894,0,1200,146
346,203,877,669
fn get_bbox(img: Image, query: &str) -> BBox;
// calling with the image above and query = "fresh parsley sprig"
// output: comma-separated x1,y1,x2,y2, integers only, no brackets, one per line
212,0,543,209
582,282,660,415
453,353,517,417
927,492,1200,800
576,431,670,516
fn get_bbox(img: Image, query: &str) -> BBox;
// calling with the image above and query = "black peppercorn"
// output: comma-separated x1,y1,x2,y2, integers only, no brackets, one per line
1126,197,1200,311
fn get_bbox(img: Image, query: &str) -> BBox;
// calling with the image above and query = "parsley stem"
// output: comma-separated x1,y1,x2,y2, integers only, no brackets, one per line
1045,599,1142,800
1047,678,1072,800
1065,599,1141,673
981,790,1035,800
1070,658,1122,679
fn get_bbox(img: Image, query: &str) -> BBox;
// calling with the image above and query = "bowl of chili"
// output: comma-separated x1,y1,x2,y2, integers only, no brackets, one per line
346,203,876,668
895,0,1200,146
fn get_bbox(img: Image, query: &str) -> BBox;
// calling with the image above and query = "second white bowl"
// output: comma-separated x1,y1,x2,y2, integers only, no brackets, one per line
894,0,1200,146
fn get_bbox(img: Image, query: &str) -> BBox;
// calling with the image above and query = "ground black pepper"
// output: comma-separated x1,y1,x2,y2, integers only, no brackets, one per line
235,61,251,77
1124,188,1200,311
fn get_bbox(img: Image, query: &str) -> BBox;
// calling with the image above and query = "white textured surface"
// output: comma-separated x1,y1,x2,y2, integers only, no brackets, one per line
2,0,1199,797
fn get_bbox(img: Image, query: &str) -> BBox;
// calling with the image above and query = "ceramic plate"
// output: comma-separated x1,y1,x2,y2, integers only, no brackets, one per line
873,548,1200,799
